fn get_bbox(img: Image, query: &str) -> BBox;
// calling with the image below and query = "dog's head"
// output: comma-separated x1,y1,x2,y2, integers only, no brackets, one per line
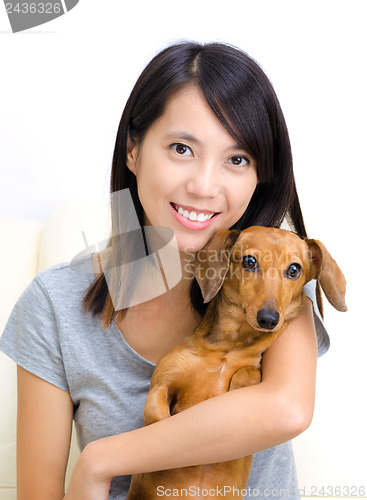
194,226,347,332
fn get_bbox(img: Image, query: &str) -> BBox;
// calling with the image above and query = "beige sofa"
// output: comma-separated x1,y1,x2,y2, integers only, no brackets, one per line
0,200,111,499
0,201,359,499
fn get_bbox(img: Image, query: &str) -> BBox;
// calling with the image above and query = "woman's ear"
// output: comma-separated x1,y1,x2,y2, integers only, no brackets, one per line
126,134,138,175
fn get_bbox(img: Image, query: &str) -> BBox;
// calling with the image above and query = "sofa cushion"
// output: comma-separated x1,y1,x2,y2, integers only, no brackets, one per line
0,216,44,494
38,198,111,272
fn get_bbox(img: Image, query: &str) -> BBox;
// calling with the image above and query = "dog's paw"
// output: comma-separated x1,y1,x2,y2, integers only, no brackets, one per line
229,366,261,390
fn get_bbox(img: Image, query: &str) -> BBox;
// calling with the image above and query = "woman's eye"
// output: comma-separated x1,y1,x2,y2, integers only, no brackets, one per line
170,143,192,156
228,155,250,167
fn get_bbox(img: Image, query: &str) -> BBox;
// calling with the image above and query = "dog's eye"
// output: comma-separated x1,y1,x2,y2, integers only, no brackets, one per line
242,255,257,270
286,263,302,279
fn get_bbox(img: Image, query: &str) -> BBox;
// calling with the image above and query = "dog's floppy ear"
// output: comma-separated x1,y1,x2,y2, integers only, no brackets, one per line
306,239,347,312
194,229,241,303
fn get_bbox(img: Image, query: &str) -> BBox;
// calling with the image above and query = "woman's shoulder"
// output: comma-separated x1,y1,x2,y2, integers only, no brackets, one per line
35,255,95,302
303,279,330,357
0,255,97,391
1,255,95,338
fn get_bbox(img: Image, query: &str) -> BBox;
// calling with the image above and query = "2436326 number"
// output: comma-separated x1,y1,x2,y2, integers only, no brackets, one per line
5,3,62,14
308,485,366,497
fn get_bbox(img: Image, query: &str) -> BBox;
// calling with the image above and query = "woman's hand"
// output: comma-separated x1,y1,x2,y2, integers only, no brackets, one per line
64,445,112,500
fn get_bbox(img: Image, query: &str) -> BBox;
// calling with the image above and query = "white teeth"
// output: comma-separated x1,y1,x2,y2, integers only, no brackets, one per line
174,204,215,222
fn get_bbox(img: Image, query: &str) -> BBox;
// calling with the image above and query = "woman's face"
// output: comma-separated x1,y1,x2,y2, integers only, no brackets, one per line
127,85,258,254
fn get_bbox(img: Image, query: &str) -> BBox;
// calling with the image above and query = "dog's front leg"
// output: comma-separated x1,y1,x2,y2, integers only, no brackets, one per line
229,366,261,391
144,384,172,425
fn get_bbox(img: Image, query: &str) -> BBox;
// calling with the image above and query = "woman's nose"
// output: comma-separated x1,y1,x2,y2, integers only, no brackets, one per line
185,161,220,199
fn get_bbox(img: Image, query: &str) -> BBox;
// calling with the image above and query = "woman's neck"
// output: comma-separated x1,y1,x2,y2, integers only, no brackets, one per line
92,250,201,363
115,281,200,363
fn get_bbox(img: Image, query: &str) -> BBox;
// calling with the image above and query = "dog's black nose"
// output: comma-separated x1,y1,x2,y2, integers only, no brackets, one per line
257,309,280,330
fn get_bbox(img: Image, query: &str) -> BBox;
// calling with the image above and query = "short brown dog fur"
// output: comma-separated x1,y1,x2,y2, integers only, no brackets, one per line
126,226,347,499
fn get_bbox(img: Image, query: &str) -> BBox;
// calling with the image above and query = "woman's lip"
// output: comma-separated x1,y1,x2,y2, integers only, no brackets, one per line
170,202,218,217
169,203,219,231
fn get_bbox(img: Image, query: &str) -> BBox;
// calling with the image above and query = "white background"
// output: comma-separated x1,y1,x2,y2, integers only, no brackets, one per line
1,0,366,493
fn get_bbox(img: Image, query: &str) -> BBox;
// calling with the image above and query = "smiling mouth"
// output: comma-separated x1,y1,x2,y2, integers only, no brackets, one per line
170,202,220,222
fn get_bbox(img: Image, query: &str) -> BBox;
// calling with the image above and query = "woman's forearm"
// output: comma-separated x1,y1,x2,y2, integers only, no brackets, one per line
85,382,303,480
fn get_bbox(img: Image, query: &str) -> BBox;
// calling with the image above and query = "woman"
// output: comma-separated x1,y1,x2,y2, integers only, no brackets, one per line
0,41,327,499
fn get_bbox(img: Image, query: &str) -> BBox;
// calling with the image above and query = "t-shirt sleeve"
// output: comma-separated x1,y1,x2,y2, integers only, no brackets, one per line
0,275,69,392
304,279,330,357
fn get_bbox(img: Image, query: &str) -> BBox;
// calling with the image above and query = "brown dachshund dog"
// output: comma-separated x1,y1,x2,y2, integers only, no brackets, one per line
126,226,347,500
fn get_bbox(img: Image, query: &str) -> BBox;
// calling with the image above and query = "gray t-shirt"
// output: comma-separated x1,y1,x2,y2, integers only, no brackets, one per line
0,256,329,499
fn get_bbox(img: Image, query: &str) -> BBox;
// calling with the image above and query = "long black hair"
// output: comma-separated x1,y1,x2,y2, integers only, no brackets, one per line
82,41,307,326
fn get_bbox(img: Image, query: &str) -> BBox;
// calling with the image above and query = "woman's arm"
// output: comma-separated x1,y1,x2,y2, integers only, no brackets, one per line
17,366,74,500
67,298,318,496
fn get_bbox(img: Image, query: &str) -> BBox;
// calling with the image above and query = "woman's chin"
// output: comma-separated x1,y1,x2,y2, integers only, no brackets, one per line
176,235,211,256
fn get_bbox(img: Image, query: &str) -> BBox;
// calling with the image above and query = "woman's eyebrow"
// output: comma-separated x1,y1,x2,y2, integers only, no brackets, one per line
164,131,201,144
164,131,245,152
